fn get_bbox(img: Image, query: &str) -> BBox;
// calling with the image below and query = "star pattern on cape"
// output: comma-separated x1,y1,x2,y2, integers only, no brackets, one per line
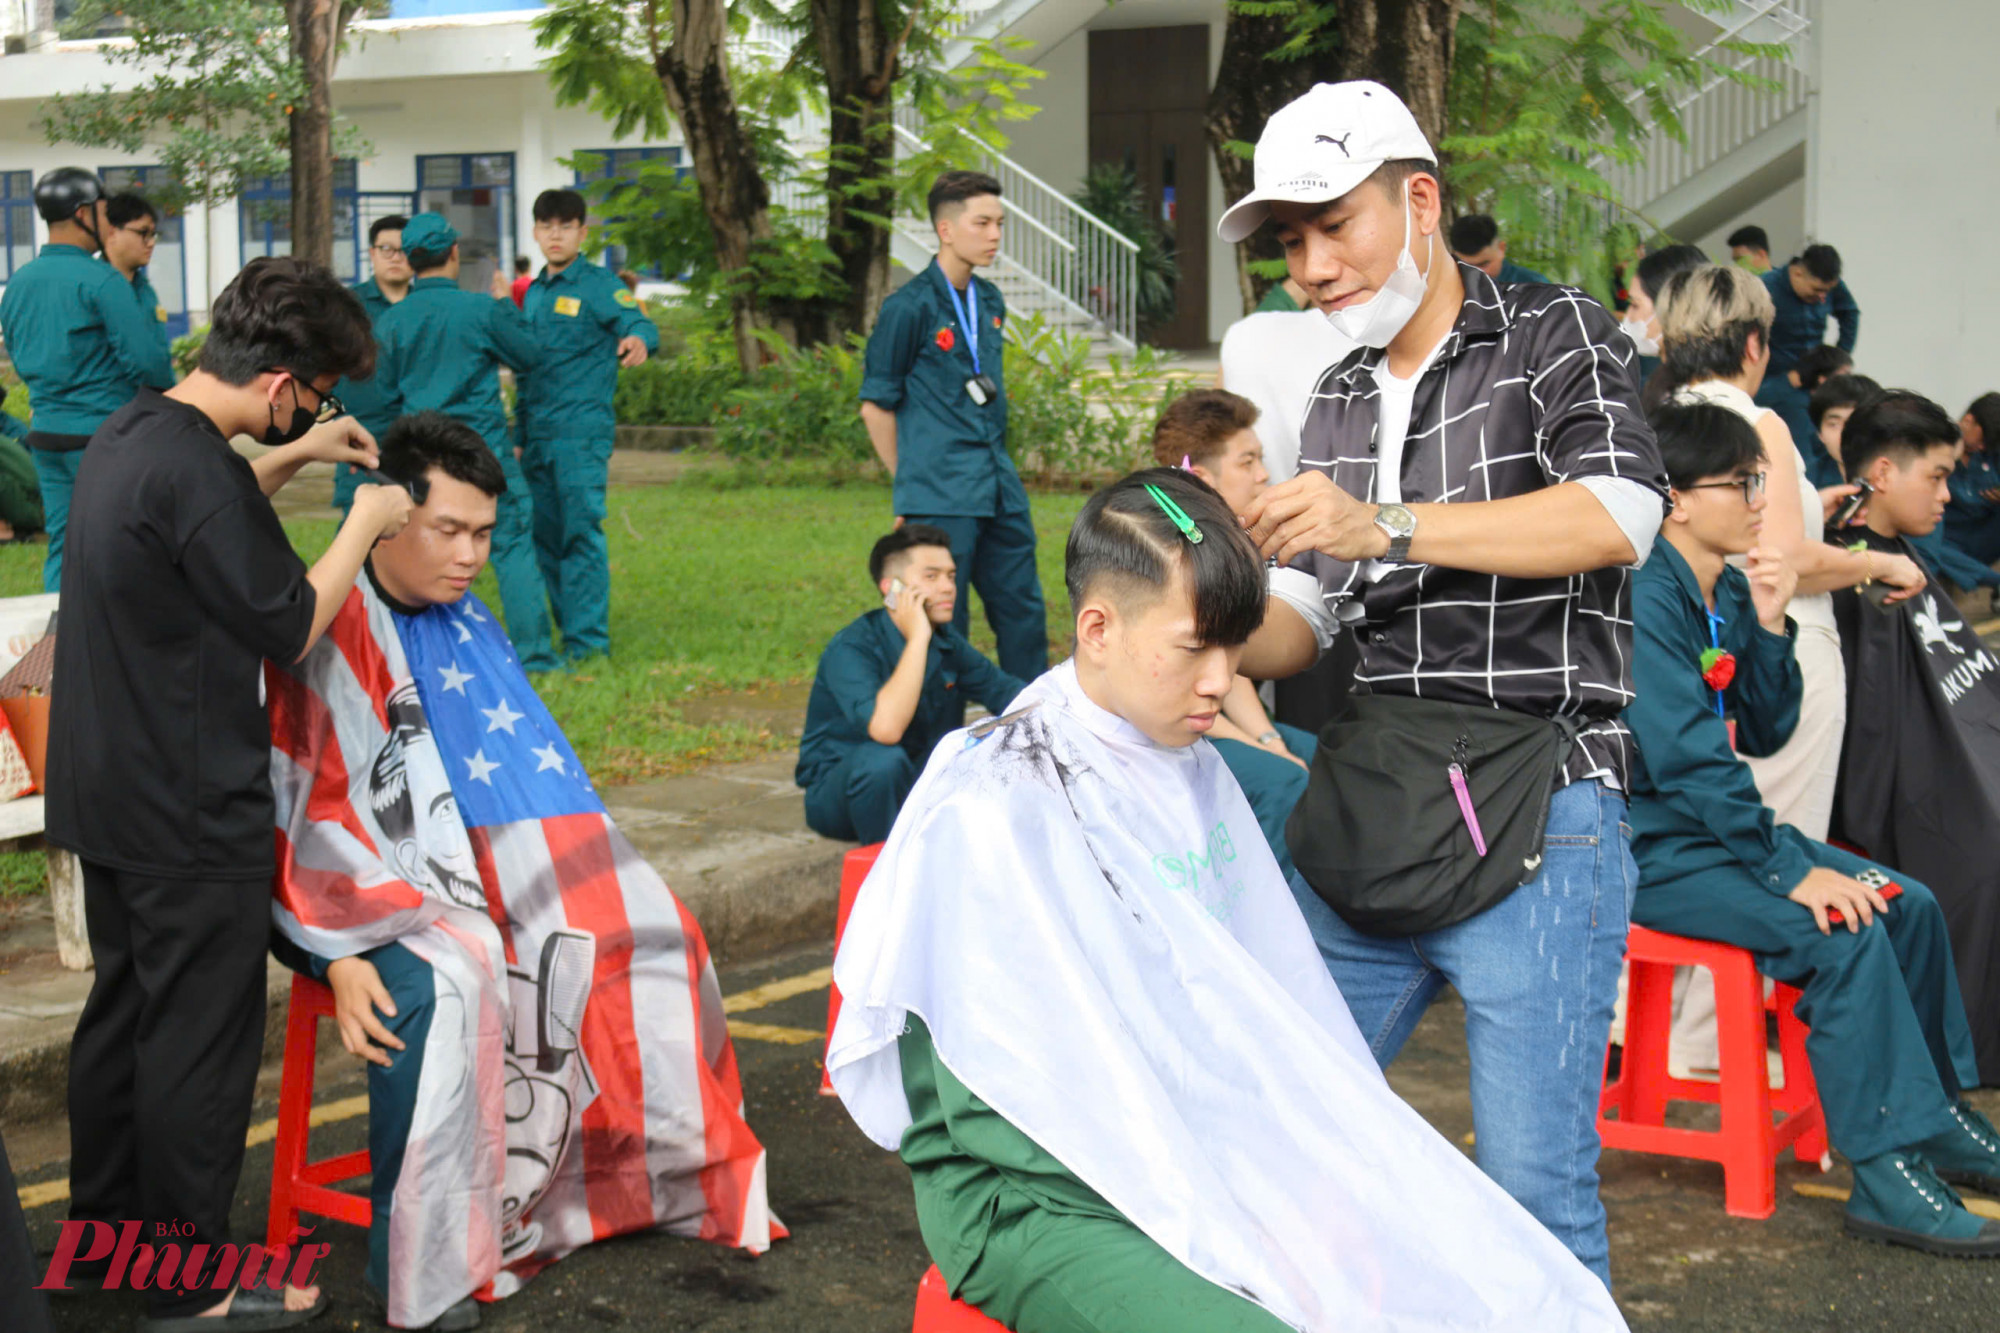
482,700,525,735
465,749,500,785
439,662,475,694
532,743,567,774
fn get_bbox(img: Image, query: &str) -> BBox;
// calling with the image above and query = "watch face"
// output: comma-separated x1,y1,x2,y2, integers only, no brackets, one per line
1380,504,1417,537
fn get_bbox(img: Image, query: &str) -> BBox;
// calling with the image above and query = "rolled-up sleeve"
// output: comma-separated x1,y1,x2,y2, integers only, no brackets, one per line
1269,565,1338,651
1528,291,1670,499
819,637,889,731
861,294,922,410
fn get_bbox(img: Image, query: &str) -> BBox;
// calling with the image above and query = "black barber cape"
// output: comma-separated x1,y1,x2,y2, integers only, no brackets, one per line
1830,529,2000,1084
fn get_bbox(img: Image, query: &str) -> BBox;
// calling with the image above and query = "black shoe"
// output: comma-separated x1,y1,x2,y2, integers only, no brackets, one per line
139,1286,328,1331
363,1278,482,1331
33,1251,107,1297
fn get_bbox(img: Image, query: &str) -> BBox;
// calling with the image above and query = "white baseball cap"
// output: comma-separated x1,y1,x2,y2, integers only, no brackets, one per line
1216,81,1437,243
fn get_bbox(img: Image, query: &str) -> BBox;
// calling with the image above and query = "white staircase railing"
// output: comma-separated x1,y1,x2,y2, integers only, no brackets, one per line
1600,0,1812,216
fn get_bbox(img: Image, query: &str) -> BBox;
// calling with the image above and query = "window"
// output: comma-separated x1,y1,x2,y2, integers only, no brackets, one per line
573,147,686,278
415,153,515,295
1,173,34,283
240,160,363,282
101,165,190,337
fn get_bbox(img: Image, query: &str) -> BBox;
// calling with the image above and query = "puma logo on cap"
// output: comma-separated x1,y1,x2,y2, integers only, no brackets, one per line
1314,133,1353,156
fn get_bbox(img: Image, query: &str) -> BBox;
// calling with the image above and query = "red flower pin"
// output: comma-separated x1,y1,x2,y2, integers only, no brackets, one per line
1700,648,1738,692
936,326,955,351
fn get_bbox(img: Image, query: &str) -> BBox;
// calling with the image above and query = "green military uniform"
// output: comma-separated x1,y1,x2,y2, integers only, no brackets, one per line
128,267,174,367
899,1017,1289,1333
330,279,405,515
373,258,555,672
1253,283,1299,313
0,242,175,590
0,412,41,535
517,258,658,663
860,260,1048,682
795,608,1024,844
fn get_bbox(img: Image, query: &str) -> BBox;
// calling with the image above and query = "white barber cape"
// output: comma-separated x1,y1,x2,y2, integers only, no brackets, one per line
827,661,1627,1333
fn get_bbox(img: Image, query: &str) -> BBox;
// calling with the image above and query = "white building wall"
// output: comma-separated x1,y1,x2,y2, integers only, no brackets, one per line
1002,26,1089,196
1691,174,1807,273
1807,0,2000,412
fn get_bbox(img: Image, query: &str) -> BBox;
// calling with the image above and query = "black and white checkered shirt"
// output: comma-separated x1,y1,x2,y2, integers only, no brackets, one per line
1271,264,1668,790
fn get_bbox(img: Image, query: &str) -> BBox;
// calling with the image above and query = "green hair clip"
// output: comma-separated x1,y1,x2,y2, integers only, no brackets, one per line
1143,483,1204,544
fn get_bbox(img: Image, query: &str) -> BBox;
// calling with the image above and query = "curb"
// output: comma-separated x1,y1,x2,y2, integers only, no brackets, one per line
0,841,845,1130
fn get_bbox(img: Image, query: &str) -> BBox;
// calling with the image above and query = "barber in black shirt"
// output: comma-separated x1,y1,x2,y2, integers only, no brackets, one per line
47,256,413,1329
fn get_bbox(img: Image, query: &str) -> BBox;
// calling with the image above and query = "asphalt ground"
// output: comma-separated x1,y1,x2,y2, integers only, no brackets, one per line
12,940,2000,1332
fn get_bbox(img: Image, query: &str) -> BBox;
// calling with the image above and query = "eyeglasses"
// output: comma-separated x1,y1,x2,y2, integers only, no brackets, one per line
372,244,406,259
122,225,158,243
274,371,346,425
1682,471,1768,505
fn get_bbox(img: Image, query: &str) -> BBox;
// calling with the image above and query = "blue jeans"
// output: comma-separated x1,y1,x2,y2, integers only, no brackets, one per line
1285,779,1636,1288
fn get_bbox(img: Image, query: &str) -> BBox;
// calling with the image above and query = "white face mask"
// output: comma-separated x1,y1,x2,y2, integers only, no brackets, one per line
1619,311,1660,358
1325,182,1431,350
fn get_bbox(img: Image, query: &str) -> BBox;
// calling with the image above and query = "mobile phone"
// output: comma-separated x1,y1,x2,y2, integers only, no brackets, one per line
884,577,905,611
1831,482,1873,529
1826,878,1902,925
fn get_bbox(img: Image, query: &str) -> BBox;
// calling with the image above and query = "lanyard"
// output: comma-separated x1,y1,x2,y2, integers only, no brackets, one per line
1706,608,1727,718
944,275,981,377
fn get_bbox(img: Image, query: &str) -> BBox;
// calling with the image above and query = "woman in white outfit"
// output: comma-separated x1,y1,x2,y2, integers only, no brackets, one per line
1654,265,1928,1072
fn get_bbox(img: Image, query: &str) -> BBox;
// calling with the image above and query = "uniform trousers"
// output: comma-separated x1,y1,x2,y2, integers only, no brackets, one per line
1634,835,1979,1164
521,432,614,662
803,742,919,845
482,441,558,673
66,864,271,1318
902,510,1048,682
26,439,84,593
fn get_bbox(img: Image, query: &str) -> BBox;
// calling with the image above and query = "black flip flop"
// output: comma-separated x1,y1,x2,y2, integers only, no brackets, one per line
140,1286,328,1332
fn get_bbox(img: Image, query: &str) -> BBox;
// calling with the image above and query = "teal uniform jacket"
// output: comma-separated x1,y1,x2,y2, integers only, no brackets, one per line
373,276,541,450
517,258,658,441
1496,258,1552,285
860,261,1024,518
128,267,174,371
334,280,404,440
795,608,1025,790
1626,540,1810,895
0,244,176,437
0,409,24,443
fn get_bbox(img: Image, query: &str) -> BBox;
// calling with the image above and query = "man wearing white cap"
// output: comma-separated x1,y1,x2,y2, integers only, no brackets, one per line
1228,81,1669,1288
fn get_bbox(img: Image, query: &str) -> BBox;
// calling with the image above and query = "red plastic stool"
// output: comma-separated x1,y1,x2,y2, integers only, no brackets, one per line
819,842,885,1096
1599,926,1829,1218
266,973,373,1247
912,1264,1011,1331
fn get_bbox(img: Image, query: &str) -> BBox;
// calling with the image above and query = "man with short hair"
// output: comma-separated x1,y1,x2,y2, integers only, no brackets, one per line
860,171,1048,682
516,187,658,666
1727,224,1772,274
331,214,413,516
797,524,1025,844
374,212,556,670
52,255,413,1328
1627,398,1999,1257
1756,243,1861,432
509,253,532,307
268,411,779,1329
0,167,176,590
1221,80,1668,1286
1446,212,1551,285
100,192,172,370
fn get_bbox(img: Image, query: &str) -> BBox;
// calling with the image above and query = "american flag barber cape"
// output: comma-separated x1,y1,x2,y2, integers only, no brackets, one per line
268,582,781,1329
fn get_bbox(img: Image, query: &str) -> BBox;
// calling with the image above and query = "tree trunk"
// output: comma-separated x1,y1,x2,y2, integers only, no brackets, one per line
286,0,337,270
1205,11,1326,314
1333,0,1459,147
655,0,781,375
809,0,906,339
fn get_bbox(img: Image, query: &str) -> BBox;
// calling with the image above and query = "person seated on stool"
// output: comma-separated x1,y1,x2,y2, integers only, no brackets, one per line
1625,401,2000,1258
797,524,1027,844
1149,388,1317,877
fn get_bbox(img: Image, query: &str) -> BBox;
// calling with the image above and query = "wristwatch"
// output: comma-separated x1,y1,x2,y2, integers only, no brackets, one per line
1374,503,1417,564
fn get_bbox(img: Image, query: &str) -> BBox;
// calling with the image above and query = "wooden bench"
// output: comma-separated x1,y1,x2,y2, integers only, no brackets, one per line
0,594,83,968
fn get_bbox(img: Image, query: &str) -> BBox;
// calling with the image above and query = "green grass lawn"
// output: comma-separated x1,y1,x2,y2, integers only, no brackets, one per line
0,479,1090,787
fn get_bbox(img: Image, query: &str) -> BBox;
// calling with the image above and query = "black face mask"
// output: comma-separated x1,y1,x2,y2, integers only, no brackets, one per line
264,380,318,446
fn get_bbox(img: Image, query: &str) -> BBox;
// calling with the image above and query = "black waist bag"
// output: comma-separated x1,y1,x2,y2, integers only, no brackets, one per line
1284,693,1580,938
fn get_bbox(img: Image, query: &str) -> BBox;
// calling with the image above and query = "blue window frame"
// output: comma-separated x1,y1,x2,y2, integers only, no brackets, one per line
1,172,34,283
100,165,192,338
415,153,515,295
240,160,363,282
573,147,686,278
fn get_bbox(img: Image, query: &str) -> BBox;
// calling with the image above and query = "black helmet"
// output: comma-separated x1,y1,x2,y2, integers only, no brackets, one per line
34,168,106,226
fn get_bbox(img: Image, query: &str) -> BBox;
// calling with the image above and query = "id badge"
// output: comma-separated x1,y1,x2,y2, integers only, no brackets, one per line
965,374,998,407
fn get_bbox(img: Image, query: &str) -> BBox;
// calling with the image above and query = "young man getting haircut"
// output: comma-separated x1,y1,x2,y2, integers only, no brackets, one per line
50,255,413,1330
829,467,1628,1333
269,412,778,1331
1149,389,1319,877
1626,400,1998,1256
516,187,659,665
1221,81,1667,1286
1826,390,2000,1085
796,524,1025,845
859,171,1049,682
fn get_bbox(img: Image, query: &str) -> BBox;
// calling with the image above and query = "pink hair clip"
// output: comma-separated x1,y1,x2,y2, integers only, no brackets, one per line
1180,454,1193,472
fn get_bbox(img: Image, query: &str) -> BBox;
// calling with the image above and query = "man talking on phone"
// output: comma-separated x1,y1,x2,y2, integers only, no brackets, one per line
797,525,1027,844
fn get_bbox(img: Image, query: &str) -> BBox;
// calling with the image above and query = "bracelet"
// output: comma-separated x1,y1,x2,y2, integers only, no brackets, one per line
1257,730,1281,746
